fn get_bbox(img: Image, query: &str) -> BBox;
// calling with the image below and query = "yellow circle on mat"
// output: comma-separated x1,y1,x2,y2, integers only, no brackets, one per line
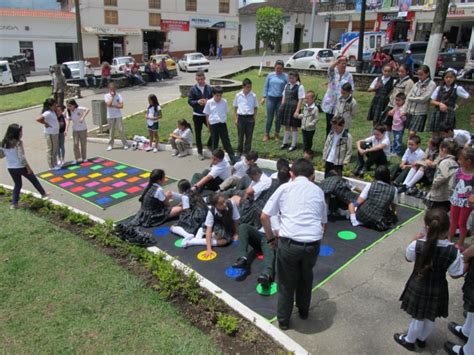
197,250,217,261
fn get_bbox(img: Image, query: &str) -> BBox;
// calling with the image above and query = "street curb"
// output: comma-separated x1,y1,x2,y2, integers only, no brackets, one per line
0,182,308,354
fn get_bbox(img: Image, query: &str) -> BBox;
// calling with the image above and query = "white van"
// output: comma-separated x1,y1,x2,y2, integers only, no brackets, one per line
0,61,14,86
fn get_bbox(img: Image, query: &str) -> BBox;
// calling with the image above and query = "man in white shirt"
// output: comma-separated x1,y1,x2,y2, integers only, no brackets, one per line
104,82,129,151
354,124,390,177
191,148,231,192
261,159,327,330
204,86,237,164
233,78,258,155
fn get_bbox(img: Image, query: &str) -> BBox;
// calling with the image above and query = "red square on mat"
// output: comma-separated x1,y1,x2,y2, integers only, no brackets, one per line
98,186,113,193
103,161,115,167
80,162,93,167
126,186,141,193
70,186,85,193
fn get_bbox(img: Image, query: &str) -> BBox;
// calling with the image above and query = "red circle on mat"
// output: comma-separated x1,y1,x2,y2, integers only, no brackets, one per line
256,252,264,260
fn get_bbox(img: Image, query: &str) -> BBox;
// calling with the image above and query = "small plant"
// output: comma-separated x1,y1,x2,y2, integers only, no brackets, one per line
241,329,259,343
53,204,72,219
27,197,48,211
86,219,120,247
216,314,239,336
0,186,7,195
65,212,92,226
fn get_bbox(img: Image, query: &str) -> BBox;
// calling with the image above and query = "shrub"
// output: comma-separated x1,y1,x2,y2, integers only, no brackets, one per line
216,314,239,336
65,212,92,226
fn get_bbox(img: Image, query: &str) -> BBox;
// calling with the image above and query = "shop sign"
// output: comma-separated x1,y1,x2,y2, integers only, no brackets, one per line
82,26,141,35
0,25,19,31
447,8,474,18
160,19,189,32
398,0,411,17
190,17,226,28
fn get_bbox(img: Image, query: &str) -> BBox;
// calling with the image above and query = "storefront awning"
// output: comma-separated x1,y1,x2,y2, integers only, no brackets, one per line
82,26,141,36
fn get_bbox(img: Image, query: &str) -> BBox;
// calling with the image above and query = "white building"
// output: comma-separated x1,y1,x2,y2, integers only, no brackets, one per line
239,0,326,54
0,8,77,71
62,0,240,66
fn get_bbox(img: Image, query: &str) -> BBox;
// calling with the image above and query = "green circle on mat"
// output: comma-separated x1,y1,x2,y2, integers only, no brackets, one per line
338,231,357,240
174,239,184,248
256,282,277,296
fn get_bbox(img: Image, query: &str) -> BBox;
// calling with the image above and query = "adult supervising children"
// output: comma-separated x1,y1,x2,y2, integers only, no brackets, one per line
104,82,129,151
261,158,327,330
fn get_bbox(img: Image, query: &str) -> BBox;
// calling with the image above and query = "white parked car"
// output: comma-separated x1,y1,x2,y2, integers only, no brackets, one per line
285,48,335,70
178,53,210,72
63,61,80,78
111,56,134,74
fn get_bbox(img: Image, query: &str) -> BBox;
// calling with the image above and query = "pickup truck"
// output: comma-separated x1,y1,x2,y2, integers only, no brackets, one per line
0,55,30,85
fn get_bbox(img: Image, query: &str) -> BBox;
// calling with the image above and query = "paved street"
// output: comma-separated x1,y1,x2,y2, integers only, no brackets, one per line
0,54,466,354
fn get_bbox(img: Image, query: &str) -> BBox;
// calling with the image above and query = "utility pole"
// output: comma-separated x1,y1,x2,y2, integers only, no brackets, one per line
74,0,85,77
356,0,366,73
424,0,450,77
309,0,317,48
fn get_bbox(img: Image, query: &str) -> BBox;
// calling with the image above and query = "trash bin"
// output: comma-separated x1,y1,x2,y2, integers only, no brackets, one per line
91,100,107,133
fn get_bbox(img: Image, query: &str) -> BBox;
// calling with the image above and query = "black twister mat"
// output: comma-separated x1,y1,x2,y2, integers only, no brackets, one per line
119,204,422,320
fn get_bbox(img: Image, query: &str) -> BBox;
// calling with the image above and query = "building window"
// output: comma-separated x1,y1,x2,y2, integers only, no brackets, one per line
104,10,118,24
104,0,117,6
149,13,161,26
149,0,161,9
219,0,230,13
186,0,197,11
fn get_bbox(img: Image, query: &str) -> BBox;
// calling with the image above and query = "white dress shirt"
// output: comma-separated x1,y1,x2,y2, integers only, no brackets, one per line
203,98,228,125
233,160,249,178
250,173,272,200
153,184,166,201
263,176,327,243
369,75,391,90
205,199,240,227
402,147,424,164
208,160,231,180
233,90,258,115
42,110,59,134
104,92,123,119
326,131,343,164
364,134,391,158
431,85,471,100
282,82,305,100
67,106,88,132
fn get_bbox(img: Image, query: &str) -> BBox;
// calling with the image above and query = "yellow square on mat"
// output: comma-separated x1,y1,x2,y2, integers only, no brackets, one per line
64,173,77,179
140,172,150,178
40,173,53,178
113,172,127,178
88,173,102,178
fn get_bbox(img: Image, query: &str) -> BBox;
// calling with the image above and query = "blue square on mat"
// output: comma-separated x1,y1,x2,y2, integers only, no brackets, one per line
76,169,90,175
126,168,140,174
102,168,115,174
96,197,113,205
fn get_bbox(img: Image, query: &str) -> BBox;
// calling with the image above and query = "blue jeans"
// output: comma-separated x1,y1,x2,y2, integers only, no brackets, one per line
58,132,65,160
265,96,282,135
391,130,404,155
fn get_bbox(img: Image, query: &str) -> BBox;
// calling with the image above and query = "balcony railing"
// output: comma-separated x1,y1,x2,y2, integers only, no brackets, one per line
317,0,356,13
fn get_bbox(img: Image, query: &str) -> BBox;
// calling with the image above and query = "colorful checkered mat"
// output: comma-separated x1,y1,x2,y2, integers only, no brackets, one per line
38,157,177,209
119,204,422,321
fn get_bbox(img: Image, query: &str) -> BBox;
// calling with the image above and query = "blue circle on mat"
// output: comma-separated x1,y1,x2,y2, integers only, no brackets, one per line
232,240,239,247
319,244,334,257
153,226,171,237
225,267,248,278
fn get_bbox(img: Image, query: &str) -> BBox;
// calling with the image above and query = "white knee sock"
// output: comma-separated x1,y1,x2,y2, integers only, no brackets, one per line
464,312,474,355
185,237,217,247
403,168,417,186
282,130,290,145
405,319,424,343
291,131,298,147
406,170,425,188
170,225,194,240
419,319,435,341
350,213,361,227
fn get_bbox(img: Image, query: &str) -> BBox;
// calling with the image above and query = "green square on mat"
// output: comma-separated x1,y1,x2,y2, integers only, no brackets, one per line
68,165,80,171
90,165,103,170
82,191,98,198
115,165,127,170
111,191,128,199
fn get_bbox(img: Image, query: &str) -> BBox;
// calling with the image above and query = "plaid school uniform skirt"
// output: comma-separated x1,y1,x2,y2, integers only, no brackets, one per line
463,263,474,312
405,113,427,132
427,108,456,132
278,100,301,128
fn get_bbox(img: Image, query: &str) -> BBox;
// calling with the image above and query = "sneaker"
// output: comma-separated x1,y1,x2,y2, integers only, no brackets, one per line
72,160,78,165
9,204,18,210
274,133,281,140
107,146,113,151
232,256,249,269
262,134,269,142
397,185,408,194
123,145,129,150
153,147,158,153
198,154,205,161
145,147,153,152
257,273,271,290
171,149,179,156
178,153,188,158
52,165,62,171
41,192,50,199
406,186,417,196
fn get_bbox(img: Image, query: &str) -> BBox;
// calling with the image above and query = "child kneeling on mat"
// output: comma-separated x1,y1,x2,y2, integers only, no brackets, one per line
182,192,240,258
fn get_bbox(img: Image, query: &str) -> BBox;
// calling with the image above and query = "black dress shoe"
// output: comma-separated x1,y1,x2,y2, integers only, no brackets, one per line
448,321,469,342
358,167,367,177
352,167,362,177
444,341,464,355
393,333,415,351
288,146,297,152
257,273,270,289
416,339,426,348
298,308,309,320
280,144,289,150
397,185,408,194
278,321,289,330
232,256,249,269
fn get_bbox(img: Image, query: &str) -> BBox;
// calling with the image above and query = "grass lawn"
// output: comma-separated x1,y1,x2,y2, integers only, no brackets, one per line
0,86,52,113
122,69,473,172
0,203,218,353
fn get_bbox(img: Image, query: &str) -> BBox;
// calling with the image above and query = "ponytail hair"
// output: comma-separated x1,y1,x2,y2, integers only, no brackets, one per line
178,178,206,209
42,98,56,113
415,208,450,279
177,119,192,131
66,98,78,117
139,169,165,203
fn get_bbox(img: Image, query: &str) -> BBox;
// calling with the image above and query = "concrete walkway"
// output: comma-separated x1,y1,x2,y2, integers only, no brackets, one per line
0,55,468,354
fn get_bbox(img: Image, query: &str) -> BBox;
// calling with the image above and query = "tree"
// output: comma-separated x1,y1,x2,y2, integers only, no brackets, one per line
256,7,284,52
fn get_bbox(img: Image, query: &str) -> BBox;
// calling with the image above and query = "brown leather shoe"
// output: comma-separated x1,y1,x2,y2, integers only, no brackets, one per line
262,134,269,142
274,133,280,140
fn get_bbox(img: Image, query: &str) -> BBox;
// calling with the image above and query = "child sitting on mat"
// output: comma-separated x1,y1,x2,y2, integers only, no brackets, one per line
191,148,231,192
319,169,357,219
182,192,240,258
270,158,290,180
391,135,424,190
128,169,182,227
394,208,464,352
170,179,208,239
219,151,258,192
